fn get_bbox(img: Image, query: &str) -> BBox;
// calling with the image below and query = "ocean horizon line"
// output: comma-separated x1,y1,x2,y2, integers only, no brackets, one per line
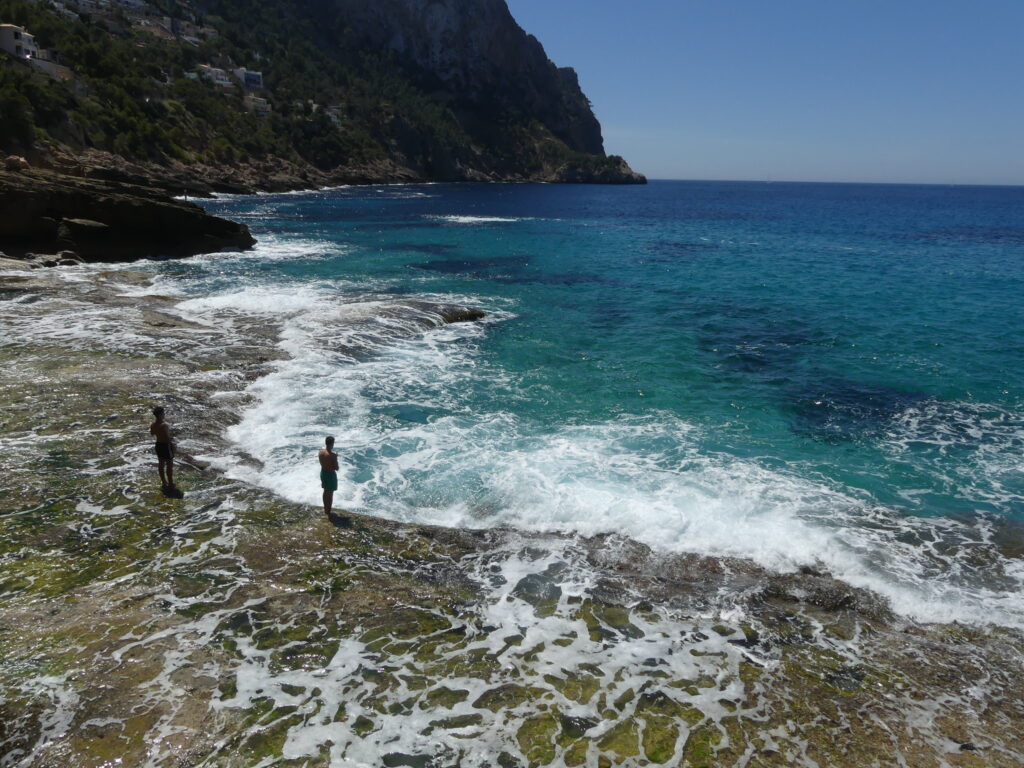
644,176,1024,189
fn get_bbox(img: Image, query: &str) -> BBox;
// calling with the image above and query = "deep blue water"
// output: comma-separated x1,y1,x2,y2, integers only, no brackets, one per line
179,180,1024,625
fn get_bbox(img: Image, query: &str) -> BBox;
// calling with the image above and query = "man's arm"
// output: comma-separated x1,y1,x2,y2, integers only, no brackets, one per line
331,452,340,471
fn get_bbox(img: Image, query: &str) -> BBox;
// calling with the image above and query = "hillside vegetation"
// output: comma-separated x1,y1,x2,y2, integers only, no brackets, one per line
0,0,644,185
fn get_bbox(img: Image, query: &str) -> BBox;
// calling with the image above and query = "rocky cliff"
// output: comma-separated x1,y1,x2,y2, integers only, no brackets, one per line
1,0,644,187
334,0,603,150
325,0,639,182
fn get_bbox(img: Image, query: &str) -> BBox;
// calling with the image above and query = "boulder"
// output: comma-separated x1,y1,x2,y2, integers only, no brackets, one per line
437,305,486,324
4,155,30,172
0,168,255,263
26,253,62,267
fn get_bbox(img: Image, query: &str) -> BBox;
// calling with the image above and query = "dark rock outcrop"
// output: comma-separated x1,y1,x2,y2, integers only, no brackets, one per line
435,305,487,324
545,155,648,185
0,168,255,262
327,0,645,184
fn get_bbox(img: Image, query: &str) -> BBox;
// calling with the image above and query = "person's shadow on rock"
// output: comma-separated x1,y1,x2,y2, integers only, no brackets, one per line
161,485,185,499
327,512,353,529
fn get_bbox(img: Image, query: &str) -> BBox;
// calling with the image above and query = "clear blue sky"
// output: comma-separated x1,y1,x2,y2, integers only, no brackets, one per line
506,0,1024,184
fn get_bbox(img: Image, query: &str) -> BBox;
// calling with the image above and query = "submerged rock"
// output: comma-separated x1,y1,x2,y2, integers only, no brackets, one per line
379,300,487,329
436,305,487,323
761,572,895,623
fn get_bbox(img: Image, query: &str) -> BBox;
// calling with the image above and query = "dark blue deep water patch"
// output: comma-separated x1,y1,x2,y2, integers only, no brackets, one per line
409,255,531,275
906,226,1024,246
381,242,460,255
697,311,827,374
787,379,930,443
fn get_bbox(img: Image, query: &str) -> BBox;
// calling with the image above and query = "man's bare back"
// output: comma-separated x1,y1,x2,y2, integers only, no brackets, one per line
318,447,339,472
150,420,172,444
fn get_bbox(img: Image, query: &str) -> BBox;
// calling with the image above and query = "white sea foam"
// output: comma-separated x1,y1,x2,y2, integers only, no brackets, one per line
882,399,1024,509
426,215,526,224
177,283,333,317
179,278,1024,630
199,539,758,766
334,413,1024,628
183,233,352,266
3,240,1020,631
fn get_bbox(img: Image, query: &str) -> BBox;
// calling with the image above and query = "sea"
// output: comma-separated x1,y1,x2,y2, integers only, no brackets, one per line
165,179,1024,630
5,179,1024,766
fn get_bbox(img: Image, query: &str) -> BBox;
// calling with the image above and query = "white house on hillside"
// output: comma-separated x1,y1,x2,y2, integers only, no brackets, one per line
0,23,39,59
244,93,271,116
232,67,263,91
0,22,75,80
196,63,234,90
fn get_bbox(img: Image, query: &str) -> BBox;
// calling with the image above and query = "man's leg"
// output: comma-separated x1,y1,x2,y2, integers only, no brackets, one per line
323,490,333,517
166,458,175,488
158,459,167,487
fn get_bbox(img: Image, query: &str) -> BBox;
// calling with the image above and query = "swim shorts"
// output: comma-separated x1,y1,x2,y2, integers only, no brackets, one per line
320,470,338,492
155,442,175,461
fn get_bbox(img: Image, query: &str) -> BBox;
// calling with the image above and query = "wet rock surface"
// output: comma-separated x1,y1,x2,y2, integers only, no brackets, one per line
0,167,255,263
1,268,1023,767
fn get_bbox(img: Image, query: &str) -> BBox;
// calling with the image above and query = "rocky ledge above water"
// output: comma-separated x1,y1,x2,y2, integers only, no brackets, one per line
0,166,255,264
32,146,644,199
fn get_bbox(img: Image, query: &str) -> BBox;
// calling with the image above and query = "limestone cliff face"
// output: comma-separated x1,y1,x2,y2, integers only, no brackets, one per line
332,0,643,183
335,0,603,154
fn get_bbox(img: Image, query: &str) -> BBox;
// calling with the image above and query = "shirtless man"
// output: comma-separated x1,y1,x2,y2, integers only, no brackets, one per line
318,436,340,518
149,406,176,489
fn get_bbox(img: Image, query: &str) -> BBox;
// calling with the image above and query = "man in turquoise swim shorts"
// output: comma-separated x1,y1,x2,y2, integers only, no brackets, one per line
318,436,340,519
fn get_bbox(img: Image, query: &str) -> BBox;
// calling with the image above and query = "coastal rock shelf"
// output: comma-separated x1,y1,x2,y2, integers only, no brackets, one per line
1,264,1022,767
0,168,255,262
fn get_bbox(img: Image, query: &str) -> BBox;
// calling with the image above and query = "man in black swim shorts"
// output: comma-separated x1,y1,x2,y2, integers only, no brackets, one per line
150,406,176,489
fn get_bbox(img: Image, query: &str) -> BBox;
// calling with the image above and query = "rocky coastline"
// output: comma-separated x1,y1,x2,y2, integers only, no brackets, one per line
35,145,645,199
0,146,645,265
1,261,1022,766
0,163,256,265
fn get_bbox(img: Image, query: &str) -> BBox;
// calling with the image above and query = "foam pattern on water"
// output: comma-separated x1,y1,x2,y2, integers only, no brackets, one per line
3,251,1024,766
203,540,762,767
2,243,1022,630
883,400,1024,511
172,273,1024,629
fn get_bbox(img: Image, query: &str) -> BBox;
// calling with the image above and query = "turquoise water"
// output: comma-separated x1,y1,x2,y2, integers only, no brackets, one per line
175,180,1024,626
